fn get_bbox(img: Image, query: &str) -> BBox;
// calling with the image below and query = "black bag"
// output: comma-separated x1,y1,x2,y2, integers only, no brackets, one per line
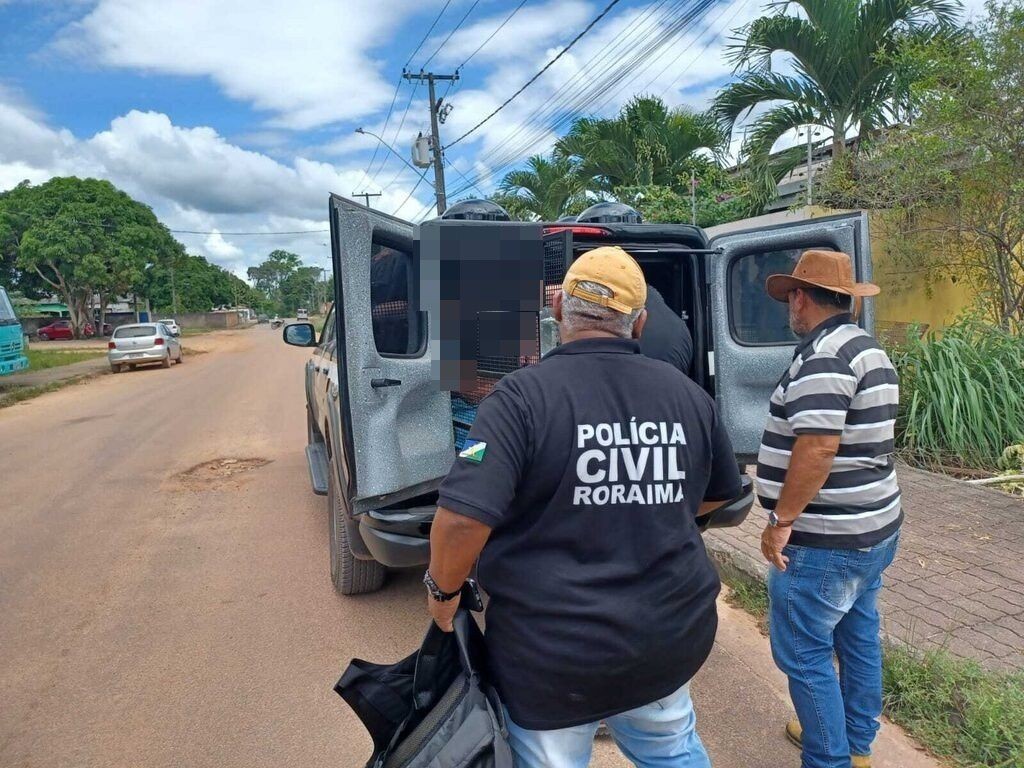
335,603,512,768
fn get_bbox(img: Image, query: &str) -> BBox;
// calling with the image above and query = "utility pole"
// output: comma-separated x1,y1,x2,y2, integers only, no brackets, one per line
352,191,381,208
403,70,459,215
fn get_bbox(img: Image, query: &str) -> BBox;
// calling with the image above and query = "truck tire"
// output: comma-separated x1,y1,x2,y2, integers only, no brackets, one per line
328,469,385,595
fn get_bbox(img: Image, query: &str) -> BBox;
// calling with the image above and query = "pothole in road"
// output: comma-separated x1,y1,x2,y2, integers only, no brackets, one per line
177,457,271,486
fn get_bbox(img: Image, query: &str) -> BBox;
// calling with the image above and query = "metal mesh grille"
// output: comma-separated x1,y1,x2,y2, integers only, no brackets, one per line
543,233,570,307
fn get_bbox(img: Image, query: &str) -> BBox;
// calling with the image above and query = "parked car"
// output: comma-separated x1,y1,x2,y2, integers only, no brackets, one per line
107,323,183,372
257,314,269,324
296,308,309,320
283,196,875,595
37,319,95,340
158,318,181,336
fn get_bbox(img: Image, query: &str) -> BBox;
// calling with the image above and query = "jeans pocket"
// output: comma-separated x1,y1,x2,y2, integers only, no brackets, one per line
819,549,853,609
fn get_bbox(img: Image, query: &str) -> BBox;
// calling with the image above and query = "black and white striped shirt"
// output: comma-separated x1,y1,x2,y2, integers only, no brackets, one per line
755,313,903,549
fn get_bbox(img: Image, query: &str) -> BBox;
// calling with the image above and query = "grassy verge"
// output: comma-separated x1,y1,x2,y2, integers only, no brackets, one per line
25,348,105,370
717,570,1024,768
0,373,101,408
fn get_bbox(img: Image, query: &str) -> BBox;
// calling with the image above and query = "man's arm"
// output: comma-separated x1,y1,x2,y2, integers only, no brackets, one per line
760,433,841,570
426,507,492,631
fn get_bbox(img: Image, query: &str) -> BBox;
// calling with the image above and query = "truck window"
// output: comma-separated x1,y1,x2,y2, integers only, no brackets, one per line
370,243,421,356
729,249,804,345
0,290,16,324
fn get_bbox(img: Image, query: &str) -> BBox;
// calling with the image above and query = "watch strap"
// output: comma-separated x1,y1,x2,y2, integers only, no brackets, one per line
423,571,462,602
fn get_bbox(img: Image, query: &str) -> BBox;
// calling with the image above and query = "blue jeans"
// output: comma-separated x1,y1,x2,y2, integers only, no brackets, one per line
768,530,900,768
505,683,711,768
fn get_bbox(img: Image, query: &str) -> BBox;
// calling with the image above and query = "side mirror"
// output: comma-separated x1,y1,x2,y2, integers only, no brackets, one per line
283,322,316,347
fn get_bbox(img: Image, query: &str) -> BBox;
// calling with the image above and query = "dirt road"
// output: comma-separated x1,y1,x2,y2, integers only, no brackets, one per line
0,328,935,767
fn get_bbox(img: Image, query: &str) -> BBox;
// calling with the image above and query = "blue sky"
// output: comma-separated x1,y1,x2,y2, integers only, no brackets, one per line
0,0,986,274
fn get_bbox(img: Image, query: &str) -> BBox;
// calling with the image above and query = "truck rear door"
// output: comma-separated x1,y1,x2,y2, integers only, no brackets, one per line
707,212,873,461
330,195,454,514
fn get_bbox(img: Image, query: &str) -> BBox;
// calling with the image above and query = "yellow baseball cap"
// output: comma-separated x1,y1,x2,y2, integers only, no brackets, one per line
562,246,647,314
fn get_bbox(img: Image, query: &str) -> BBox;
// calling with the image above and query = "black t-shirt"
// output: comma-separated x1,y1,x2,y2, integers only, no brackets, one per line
639,285,694,376
437,337,742,730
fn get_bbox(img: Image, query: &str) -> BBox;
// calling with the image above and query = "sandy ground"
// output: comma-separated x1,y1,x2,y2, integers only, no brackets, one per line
0,326,938,767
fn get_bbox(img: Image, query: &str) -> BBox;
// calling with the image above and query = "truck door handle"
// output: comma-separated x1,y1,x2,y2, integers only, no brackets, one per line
370,378,402,388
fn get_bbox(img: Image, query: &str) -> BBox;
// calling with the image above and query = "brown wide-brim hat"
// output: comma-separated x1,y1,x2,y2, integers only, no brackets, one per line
765,249,880,303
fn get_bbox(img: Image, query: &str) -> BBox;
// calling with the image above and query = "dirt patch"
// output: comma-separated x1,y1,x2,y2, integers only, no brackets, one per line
176,457,271,488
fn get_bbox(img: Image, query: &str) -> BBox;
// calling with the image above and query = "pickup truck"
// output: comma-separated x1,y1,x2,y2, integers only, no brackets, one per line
284,196,875,595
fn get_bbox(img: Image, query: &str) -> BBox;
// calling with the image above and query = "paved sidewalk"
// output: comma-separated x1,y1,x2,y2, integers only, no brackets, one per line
707,464,1024,670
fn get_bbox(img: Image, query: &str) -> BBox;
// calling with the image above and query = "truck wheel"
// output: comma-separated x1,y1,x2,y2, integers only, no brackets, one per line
328,470,385,595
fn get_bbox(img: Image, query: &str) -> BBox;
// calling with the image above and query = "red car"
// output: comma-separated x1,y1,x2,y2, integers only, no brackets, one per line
35,320,111,340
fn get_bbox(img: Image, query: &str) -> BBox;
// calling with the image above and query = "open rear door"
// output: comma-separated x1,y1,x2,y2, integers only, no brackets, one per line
330,195,454,514
707,212,873,461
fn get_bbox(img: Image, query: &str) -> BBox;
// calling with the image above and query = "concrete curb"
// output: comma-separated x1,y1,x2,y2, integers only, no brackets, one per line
706,533,768,591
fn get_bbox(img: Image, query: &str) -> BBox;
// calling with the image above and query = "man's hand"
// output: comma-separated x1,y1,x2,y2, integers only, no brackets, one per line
427,592,461,632
761,524,792,571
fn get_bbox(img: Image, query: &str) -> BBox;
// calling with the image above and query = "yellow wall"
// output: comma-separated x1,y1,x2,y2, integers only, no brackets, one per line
866,211,977,333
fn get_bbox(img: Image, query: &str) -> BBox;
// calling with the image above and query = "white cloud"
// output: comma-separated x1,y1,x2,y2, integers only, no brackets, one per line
203,230,245,261
53,0,421,130
0,99,434,270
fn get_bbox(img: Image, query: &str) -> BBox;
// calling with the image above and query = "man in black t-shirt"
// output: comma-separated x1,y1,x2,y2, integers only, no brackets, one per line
640,284,693,375
424,246,741,768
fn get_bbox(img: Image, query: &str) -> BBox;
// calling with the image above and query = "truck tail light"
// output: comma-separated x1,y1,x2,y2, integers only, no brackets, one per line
154,338,164,346
108,341,115,349
541,225,610,237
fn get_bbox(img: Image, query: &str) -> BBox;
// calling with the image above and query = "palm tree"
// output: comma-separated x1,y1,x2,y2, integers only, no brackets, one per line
554,96,728,195
496,155,587,221
712,0,960,207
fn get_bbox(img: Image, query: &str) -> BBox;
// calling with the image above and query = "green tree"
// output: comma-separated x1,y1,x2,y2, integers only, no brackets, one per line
496,155,587,221
817,0,1024,331
0,177,180,337
247,249,301,307
147,253,266,313
615,159,750,228
555,96,727,196
280,265,322,315
712,0,961,213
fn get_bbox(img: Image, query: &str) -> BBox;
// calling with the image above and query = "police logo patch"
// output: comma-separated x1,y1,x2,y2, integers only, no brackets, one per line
459,440,487,463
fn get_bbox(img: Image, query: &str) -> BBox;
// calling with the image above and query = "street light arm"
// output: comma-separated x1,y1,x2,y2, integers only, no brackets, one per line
355,129,436,188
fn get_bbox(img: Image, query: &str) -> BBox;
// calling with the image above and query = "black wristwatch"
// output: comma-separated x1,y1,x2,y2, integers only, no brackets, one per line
423,571,461,602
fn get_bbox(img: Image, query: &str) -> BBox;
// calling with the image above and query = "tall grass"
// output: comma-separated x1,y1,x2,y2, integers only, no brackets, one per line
891,321,1024,470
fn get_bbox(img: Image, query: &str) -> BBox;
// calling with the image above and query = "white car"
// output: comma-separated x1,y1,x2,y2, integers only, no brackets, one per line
296,308,309,320
158,318,181,336
108,323,183,372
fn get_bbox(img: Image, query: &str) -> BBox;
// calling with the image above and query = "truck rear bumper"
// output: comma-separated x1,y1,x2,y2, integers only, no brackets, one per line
358,506,434,569
355,475,756,569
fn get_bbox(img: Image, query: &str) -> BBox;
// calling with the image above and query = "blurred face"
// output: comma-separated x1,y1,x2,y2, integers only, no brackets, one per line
788,289,811,336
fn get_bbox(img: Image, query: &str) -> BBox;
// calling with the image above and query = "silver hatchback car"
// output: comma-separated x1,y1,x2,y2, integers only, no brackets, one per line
108,323,183,373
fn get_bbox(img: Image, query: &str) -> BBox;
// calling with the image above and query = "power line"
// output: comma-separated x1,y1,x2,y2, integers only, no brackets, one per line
444,0,626,149
363,75,403,181
420,0,481,70
445,0,720,195
395,166,435,217
458,0,529,70
64,218,329,236
448,0,700,183
405,0,453,69
466,0,719,191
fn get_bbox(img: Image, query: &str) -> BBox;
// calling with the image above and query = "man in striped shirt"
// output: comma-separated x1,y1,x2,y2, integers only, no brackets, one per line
755,250,901,768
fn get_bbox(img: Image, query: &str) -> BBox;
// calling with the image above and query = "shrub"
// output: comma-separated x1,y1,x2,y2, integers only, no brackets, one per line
891,320,1024,470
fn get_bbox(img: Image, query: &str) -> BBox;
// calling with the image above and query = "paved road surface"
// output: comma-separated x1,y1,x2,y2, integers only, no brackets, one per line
0,328,936,767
